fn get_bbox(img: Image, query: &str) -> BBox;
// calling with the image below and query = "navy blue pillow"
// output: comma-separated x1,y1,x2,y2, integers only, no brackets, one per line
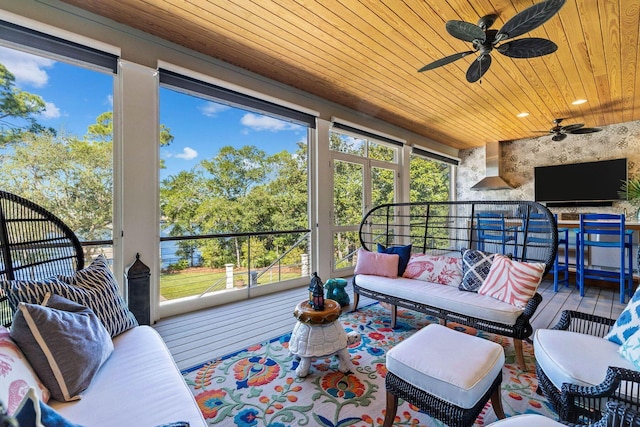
377,244,412,276
14,387,82,427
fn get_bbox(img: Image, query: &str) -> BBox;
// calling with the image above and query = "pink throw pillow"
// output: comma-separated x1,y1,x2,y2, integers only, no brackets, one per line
354,248,399,278
478,254,545,308
0,326,50,415
402,254,463,286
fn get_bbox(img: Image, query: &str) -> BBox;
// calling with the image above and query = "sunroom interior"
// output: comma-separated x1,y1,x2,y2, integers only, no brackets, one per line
2,1,640,426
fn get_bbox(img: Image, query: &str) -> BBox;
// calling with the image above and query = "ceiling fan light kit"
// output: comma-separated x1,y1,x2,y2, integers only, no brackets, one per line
419,0,566,83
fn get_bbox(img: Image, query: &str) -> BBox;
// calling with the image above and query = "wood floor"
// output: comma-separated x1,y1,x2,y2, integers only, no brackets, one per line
154,278,627,372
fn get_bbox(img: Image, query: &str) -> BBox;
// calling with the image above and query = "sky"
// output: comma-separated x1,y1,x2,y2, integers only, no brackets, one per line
0,46,307,180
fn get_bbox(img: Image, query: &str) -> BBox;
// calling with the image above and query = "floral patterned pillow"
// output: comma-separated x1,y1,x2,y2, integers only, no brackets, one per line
0,326,49,416
402,254,463,286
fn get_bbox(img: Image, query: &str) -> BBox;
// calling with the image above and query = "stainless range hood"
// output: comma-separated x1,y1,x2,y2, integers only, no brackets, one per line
471,141,515,191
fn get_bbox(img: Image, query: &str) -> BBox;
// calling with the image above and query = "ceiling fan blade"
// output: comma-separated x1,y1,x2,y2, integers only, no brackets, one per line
418,51,474,72
561,123,585,132
496,0,566,41
496,38,558,58
446,20,486,42
552,133,567,142
569,127,602,134
466,54,491,83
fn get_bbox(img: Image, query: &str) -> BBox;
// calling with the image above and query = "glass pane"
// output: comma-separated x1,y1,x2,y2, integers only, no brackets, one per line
333,160,363,226
333,231,359,270
410,155,451,202
369,141,397,163
372,166,396,208
159,85,310,301
0,46,114,262
330,131,365,156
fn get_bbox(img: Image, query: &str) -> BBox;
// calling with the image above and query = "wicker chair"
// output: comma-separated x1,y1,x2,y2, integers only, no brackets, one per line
0,190,84,327
535,310,640,424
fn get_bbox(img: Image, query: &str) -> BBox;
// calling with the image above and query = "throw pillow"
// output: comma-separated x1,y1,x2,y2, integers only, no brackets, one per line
353,248,399,278
377,244,412,276
477,254,545,308
605,286,640,345
619,328,640,370
0,327,50,416
402,254,463,286
10,293,114,402
2,254,138,337
459,248,498,292
13,387,82,427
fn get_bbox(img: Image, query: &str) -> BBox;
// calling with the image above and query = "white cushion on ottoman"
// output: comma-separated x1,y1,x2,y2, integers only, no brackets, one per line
533,328,636,389
486,414,563,426
386,323,504,409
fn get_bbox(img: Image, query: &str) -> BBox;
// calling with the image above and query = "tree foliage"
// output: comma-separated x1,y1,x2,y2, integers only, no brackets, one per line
0,60,450,278
0,64,55,146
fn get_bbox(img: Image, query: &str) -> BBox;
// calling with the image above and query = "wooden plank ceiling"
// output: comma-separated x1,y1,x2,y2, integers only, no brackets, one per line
60,0,640,150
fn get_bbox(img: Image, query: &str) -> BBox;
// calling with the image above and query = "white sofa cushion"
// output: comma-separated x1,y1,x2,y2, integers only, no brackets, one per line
534,328,637,389
48,326,206,427
356,274,524,325
486,414,563,426
387,324,504,409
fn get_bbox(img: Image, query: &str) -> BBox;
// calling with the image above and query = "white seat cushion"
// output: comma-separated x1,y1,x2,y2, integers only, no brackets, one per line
486,414,563,426
356,274,524,325
49,326,207,426
386,323,504,409
534,328,637,390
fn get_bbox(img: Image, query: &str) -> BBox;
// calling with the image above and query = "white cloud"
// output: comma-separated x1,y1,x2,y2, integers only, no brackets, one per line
175,147,198,160
0,46,54,88
41,102,61,119
107,95,113,107
200,102,230,117
241,113,301,132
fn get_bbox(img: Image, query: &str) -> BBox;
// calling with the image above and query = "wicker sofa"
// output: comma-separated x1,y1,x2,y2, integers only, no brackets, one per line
353,201,558,371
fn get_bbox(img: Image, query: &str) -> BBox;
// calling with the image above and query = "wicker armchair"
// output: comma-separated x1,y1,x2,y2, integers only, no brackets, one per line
0,190,84,327
576,402,640,427
535,310,640,424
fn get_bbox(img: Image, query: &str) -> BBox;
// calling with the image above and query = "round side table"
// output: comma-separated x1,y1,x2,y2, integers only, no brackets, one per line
289,299,357,377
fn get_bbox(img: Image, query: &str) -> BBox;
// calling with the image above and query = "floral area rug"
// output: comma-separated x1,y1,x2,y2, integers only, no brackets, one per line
182,303,557,426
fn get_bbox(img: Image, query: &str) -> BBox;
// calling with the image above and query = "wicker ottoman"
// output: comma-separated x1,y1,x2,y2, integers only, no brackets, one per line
383,324,505,427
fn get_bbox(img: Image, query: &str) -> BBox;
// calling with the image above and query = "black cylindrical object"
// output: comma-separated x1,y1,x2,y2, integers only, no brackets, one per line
126,253,151,325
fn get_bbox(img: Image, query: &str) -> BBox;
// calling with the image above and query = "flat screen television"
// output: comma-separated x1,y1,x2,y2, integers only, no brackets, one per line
534,158,627,207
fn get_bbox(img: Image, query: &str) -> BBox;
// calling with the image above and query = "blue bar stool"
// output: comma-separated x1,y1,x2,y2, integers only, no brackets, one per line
575,213,634,303
476,212,518,256
553,215,570,291
522,213,569,291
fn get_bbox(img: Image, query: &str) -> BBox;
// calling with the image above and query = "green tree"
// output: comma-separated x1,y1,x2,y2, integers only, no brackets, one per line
0,130,112,242
160,170,205,268
0,64,55,145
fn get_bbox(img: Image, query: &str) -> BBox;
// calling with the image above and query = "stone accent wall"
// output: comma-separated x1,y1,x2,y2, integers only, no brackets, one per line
456,120,640,217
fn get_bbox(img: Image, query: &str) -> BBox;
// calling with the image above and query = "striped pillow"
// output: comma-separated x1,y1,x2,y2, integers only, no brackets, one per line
477,254,545,308
2,255,138,337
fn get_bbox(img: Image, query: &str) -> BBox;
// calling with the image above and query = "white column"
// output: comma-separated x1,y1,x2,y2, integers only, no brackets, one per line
314,119,332,280
116,60,160,321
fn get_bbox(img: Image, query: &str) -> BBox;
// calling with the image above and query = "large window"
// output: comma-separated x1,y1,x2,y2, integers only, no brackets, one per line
158,71,313,302
409,153,452,202
0,40,115,261
330,127,400,271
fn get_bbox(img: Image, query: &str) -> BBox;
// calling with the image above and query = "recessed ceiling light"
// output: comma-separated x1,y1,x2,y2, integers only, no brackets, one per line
572,99,587,105
516,112,529,117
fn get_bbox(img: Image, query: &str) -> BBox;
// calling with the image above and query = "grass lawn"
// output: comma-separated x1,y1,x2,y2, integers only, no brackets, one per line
160,267,303,300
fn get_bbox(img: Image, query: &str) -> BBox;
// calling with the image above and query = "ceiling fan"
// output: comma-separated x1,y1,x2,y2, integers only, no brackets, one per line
418,0,565,83
543,118,602,141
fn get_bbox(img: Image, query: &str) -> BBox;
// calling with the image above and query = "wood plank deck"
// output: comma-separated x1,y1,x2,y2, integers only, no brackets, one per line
154,278,627,371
